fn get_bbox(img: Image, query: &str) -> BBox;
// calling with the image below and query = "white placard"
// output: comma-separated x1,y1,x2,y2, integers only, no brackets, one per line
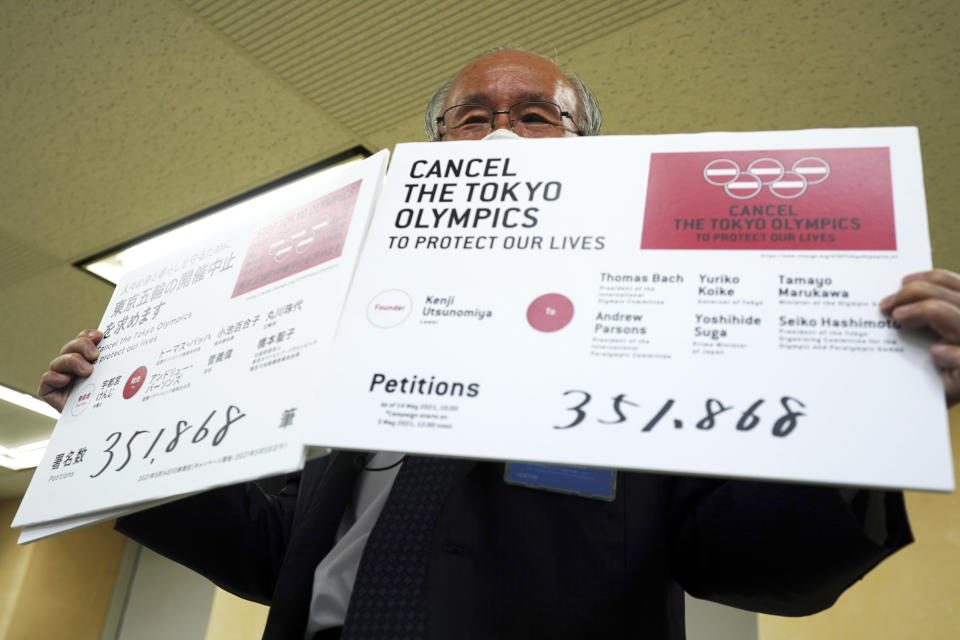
309,130,954,491
18,499,175,544
14,151,389,528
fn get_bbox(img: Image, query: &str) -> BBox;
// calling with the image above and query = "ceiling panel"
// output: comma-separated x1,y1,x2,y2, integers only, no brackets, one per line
182,0,687,136
0,233,60,290
0,0,358,264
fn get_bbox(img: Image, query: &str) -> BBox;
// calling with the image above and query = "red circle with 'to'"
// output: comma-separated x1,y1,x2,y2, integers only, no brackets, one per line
527,294,574,333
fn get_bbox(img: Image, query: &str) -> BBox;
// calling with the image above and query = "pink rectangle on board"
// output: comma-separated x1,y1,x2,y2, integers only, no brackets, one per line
232,180,362,298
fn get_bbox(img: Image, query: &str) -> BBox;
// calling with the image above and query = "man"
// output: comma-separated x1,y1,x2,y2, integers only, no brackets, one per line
41,50,960,639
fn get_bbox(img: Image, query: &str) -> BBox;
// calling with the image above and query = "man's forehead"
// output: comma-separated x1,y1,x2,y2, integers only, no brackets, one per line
445,51,577,109
456,89,559,105
459,50,560,72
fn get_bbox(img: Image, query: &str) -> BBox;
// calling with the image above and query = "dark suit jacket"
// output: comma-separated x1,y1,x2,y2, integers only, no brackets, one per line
117,452,912,639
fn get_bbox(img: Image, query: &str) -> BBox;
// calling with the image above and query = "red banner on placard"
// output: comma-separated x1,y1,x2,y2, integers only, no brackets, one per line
640,148,896,250
232,180,362,297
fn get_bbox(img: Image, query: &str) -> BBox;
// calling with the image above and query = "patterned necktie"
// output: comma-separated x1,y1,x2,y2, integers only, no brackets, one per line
341,455,461,639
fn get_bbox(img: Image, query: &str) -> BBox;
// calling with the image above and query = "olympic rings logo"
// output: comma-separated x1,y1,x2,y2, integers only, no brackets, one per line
265,216,331,263
703,157,830,200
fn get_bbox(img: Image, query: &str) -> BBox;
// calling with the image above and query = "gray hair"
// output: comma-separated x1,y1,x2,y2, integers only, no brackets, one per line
424,51,603,141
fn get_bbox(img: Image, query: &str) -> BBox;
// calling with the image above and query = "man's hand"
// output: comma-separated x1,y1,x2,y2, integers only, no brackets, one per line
881,269,960,407
38,329,102,413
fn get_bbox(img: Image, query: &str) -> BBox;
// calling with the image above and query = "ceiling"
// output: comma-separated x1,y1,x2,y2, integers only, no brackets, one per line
1,0,958,499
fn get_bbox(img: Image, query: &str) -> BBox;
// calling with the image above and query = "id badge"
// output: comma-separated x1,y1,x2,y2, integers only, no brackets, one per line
504,462,616,501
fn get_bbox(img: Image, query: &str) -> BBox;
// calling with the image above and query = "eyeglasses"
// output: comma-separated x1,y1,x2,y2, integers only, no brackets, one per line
436,101,582,140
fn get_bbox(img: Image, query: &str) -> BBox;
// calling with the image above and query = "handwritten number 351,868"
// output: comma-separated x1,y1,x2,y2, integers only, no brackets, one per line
554,391,806,437
90,405,246,478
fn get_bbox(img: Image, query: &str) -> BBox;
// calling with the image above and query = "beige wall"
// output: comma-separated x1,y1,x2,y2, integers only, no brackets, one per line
0,500,35,639
204,588,268,640
116,546,214,640
0,500,126,640
760,405,960,639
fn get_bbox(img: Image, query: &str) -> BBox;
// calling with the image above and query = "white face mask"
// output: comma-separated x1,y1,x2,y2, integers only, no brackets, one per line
481,128,523,141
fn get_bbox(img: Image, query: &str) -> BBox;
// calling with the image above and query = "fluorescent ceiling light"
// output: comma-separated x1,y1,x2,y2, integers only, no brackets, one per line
0,440,49,471
0,384,56,470
84,202,264,284
80,147,369,284
0,384,60,420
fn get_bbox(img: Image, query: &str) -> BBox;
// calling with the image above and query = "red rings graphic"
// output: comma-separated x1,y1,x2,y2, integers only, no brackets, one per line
704,156,829,200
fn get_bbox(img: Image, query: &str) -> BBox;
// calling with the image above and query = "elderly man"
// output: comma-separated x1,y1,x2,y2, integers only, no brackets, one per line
42,49,960,640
